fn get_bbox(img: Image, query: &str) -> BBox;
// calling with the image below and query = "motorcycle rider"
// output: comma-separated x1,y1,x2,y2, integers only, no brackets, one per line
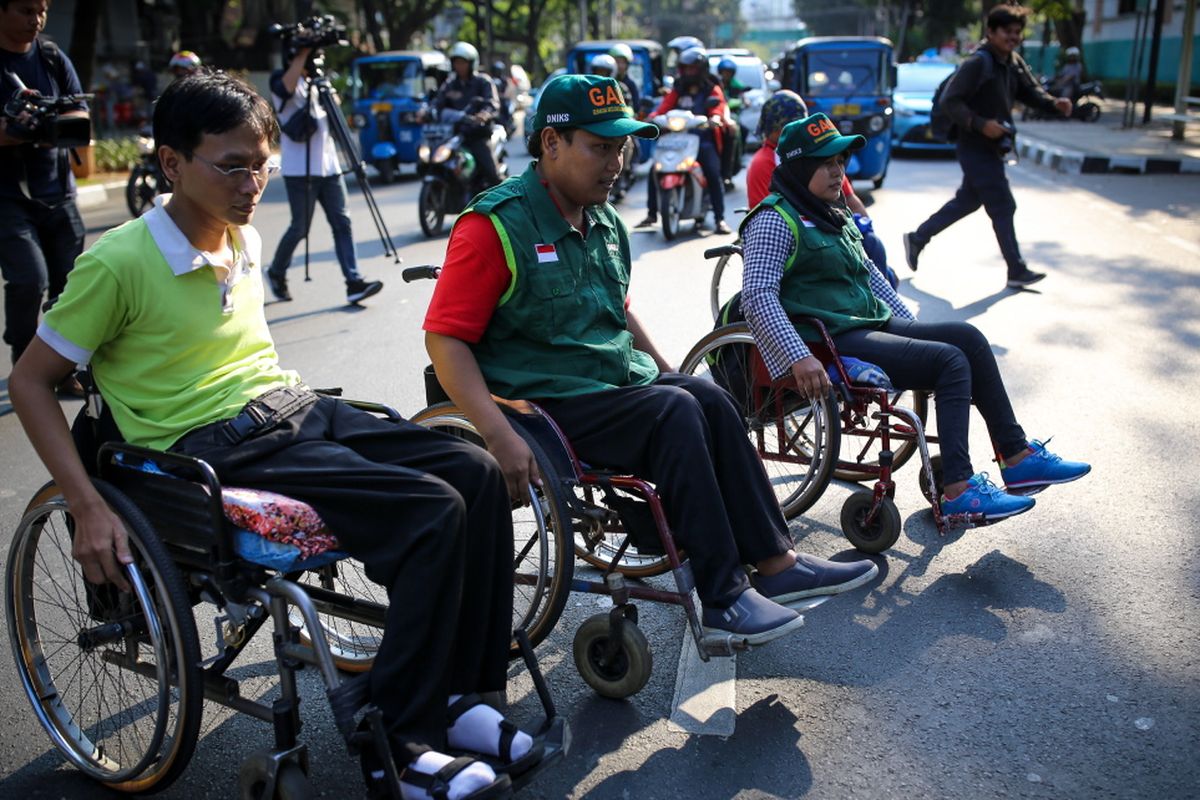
1052,46,1083,101
716,57,745,190
167,50,201,81
489,59,514,136
431,41,502,189
636,45,732,235
608,43,641,110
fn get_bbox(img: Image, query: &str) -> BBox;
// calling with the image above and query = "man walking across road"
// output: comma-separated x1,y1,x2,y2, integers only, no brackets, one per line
903,5,1071,289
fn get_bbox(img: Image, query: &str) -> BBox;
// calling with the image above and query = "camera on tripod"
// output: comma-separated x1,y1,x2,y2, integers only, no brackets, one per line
3,74,91,149
269,15,349,53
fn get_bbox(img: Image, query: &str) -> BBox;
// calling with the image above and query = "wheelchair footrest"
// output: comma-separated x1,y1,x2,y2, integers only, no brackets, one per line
698,632,752,657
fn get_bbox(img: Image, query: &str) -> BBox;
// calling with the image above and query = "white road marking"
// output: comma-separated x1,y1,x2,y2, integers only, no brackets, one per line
668,633,737,736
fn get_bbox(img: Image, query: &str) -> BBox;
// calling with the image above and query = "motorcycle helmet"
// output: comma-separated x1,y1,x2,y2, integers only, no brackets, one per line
757,89,808,138
169,50,202,74
678,47,708,67
608,43,634,64
590,54,618,77
717,57,738,75
667,36,705,53
1064,46,1081,58
448,41,479,67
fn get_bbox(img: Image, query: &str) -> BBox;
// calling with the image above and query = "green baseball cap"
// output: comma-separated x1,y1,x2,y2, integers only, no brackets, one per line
777,113,865,163
530,74,658,139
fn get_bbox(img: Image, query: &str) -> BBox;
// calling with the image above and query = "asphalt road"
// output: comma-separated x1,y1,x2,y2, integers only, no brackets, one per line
0,148,1198,799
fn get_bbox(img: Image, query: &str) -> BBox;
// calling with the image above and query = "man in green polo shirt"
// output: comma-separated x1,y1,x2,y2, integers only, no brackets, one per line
10,71,533,798
425,74,878,647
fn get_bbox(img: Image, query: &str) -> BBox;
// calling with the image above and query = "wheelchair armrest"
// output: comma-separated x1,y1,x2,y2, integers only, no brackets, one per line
499,402,586,484
340,398,404,422
704,243,742,260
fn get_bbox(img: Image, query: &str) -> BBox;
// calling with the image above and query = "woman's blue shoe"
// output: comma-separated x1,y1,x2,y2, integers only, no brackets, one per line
941,473,1035,520
1001,439,1091,491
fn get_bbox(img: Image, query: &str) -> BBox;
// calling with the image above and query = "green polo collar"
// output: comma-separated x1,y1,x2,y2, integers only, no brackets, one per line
520,162,615,243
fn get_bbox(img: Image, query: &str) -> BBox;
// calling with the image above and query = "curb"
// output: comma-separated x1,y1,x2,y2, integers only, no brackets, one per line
76,179,128,211
1015,135,1200,176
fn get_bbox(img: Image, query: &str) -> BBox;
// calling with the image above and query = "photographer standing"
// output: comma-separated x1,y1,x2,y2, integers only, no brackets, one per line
430,41,501,189
0,0,85,382
265,44,382,305
903,5,1070,290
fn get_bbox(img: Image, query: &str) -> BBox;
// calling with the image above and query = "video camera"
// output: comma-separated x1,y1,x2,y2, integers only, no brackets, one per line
3,74,91,148
269,15,348,52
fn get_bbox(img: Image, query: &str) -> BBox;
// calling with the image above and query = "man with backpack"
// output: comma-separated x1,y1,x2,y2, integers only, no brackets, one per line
0,0,86,388
904,5,1071,290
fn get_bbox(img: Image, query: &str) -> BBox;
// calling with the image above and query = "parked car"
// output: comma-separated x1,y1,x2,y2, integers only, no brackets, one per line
778,37,896,188
892,60,957,152
348,51,449,183
707,52,779,149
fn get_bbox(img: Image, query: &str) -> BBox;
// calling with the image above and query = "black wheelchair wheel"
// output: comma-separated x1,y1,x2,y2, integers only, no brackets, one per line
6,480,203,792
834,390,930,483
418,180,447,237
293,558,384,673
917,453,945,506
410,405,574,656
572,613,652,699
839,492,902,554
679,324,839,519
238,752,313,800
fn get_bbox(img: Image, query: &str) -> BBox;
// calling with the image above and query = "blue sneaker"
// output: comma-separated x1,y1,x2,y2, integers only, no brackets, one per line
827,357,895,391
1001,439,1091,491
701,588,805,646
752,554,879,605
941,472,1035,520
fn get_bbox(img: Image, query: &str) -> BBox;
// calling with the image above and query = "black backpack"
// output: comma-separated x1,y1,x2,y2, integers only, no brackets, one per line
929,49,995,142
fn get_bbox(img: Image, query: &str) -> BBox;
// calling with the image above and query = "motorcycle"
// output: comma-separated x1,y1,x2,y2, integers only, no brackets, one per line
1023,78,1105,122
652,108,713,241
126,126,165,217
416,108,508,237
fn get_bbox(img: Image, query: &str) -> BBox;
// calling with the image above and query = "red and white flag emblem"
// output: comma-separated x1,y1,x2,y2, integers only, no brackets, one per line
534,243,558,263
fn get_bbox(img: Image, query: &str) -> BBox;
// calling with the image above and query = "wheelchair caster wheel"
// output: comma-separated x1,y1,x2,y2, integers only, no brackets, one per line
840,492,902,554
238,752,312,800
917,454,944,506
572,612,652,699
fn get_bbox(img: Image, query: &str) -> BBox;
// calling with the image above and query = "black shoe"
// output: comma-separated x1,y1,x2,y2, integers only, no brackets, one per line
714,220,732,235
902,232,924,272
1006,268,1046,289
267,270,292,302
347,279,384,304
634,214,657,228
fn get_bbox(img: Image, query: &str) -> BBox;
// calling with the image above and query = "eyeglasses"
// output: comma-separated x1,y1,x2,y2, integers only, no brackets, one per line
192,153,280,184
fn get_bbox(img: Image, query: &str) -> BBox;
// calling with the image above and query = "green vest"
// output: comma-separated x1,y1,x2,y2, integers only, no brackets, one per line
738,193,889,341
464,163,659,400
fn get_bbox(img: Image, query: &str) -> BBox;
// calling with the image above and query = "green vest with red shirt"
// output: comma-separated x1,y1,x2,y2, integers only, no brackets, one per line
739,193,889,341
463,162,659,400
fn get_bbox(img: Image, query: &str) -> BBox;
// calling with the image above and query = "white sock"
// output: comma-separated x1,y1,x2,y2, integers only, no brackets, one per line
400,751,496,800
446,694,533,763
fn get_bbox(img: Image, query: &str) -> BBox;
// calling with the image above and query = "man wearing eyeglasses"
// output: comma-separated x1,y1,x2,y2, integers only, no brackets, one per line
10,73,526,793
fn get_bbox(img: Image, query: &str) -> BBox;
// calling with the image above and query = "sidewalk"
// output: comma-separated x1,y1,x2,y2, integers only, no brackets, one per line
75,176,129,210
1015,99,1200,175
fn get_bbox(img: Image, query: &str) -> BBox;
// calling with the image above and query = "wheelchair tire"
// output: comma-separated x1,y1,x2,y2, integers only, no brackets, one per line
238,752,312,800
834,390,929,483
572,613,652,699
410,405,574,656
293,558,384,673
839,492,902,554
708,247,743,322
917,453,945,507
7,480,203,793
679,324,839,518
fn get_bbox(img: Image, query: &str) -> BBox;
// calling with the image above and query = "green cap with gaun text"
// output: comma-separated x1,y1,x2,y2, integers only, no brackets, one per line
777,112,865,163
529,74,658,139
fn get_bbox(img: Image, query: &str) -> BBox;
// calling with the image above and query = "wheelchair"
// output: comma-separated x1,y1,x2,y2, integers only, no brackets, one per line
680,301,988,553
6,386,564,798
404,266,830,701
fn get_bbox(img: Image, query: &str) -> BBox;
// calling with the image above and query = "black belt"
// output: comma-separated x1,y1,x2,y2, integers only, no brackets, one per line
223,384,318,444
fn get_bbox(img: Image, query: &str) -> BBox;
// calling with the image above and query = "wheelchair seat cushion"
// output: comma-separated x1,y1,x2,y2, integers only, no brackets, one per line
221,487,340,562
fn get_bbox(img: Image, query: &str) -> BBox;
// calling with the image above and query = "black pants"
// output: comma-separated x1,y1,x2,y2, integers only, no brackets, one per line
463,134,501,188
171,394,513,759
913,141,1026,276
537,373,791,608
0,195,85,363
831,319,1027,485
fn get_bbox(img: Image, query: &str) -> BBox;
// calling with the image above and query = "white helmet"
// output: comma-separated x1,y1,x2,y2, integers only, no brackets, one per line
608,43,634,63
448,41,479,66
1064,46,1081,57
591,54,618,75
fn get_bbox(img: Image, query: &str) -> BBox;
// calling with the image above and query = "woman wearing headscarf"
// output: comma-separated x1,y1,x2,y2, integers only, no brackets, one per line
735,113,1090,520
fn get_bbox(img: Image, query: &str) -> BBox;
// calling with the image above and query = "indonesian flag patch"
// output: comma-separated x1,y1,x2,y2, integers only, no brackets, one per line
798,215,817,228
534,243,558,263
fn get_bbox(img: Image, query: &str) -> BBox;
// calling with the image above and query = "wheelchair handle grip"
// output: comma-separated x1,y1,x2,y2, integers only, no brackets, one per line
402,265,441,283
704,244,742,260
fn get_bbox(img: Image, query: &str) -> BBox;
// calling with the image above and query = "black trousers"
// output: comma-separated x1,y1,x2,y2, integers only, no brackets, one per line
537,373,792,608
171,395,513,758
0,194,85,363
913,141,1026,276
463,134,502,188
832,319,1028,485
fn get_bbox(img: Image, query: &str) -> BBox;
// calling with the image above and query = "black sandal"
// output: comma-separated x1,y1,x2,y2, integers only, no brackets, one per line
401,756,513,800
446,694,545,777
